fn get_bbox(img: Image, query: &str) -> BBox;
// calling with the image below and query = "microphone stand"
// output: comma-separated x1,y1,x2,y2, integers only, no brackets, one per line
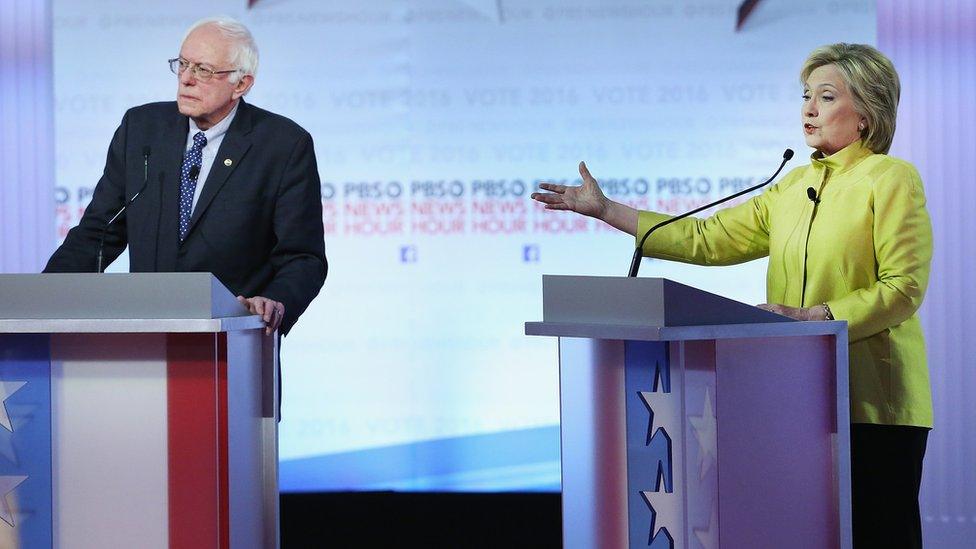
627,149,794,277
96,146,151,273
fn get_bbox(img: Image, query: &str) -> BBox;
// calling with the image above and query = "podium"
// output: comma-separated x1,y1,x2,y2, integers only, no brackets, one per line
0,274,279,549
526,276,851,549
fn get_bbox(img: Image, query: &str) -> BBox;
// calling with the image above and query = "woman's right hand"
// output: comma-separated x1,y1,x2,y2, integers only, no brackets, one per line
531,161,610,220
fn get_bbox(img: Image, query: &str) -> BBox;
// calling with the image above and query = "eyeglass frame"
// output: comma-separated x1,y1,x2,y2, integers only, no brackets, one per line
168,57,241,81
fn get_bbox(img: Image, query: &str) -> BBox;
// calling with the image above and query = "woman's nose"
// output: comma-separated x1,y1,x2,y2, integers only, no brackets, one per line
805,99,818,117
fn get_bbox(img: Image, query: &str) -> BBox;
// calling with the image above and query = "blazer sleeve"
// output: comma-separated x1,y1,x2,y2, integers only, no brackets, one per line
825,164,932,342
636,185,776,266
44,112,130,273
259,130,327,334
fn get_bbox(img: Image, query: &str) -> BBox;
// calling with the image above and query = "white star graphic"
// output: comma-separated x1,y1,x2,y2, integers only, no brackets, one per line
0,432,17,466
638,391,659,445
0,404,35,466
693,506,719,549
641,490,683,547
0,382,27,432
635,381,685,545
689,387,717,480
0,475,27,527
639,390,677,492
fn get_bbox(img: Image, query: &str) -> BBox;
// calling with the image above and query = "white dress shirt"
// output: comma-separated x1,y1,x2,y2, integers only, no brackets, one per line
184,102,239,212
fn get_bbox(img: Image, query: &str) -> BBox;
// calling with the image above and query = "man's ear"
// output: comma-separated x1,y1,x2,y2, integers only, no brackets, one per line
233,74,254,99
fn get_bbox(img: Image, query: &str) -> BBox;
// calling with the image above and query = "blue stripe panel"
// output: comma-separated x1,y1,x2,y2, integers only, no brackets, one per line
625,341,676,548
0,334,53,548
280,426,560,493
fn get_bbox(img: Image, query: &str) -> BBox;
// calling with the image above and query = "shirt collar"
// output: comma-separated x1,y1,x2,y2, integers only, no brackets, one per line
188,101,240,144
810,139,873,175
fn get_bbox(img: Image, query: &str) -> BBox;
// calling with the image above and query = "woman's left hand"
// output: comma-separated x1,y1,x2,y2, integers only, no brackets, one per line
757,303,823,321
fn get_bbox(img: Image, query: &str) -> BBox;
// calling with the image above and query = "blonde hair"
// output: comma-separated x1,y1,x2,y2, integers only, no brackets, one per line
801,43,900,154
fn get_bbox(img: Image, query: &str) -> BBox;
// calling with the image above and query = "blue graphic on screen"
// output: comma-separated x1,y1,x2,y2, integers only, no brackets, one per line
50,0,875,492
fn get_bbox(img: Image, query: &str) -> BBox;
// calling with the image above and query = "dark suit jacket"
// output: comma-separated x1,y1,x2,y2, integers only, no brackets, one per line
45,100,327,334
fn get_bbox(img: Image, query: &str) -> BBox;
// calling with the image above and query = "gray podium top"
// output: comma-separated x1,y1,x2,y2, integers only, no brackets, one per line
525,275,847,342
0,273,263,333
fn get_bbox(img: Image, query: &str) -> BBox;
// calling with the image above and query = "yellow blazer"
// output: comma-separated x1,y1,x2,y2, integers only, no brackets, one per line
637,140,933,427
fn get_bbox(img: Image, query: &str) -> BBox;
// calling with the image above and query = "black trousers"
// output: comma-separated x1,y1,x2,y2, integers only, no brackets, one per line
850,423,929,548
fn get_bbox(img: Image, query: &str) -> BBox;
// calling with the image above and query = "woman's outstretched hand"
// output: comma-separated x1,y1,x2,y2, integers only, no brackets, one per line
531,161,609,220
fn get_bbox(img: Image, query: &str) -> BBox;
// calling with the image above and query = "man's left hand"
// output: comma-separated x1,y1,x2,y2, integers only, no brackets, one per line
238,295,285,335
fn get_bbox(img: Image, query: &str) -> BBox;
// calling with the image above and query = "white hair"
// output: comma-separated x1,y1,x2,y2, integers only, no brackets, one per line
182,16,259,84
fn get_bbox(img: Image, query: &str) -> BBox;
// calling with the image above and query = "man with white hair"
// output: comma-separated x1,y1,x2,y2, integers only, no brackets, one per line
46,17,327,336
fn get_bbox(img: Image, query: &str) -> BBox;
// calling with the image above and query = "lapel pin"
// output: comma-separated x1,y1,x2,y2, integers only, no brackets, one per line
224,158,233,167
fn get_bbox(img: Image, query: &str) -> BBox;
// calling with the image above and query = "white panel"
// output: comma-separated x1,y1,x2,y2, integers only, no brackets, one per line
558,337,628,549
225,330,269,548
50,333,168,549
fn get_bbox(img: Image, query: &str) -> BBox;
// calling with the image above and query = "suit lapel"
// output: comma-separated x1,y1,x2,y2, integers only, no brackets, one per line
155,107,189,270
184,100,254,238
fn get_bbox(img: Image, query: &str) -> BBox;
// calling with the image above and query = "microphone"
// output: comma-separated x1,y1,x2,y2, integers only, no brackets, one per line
96,146,152,273
188,165,200,181
627,148,794,277
806,187,820,204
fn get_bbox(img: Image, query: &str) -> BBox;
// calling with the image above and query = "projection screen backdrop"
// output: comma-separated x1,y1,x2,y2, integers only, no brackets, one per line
51,0,875,492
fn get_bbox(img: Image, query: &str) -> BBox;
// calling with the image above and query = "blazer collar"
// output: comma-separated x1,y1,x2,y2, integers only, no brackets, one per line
182,99,254,239
151,105,190,269
810,139,874,176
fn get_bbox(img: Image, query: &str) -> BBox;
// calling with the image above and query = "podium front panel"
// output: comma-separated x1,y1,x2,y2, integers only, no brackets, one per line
556,333,849,549
0,328,275,549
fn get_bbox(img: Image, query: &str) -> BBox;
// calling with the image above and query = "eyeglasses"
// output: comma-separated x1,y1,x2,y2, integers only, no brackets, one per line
168,57,240,81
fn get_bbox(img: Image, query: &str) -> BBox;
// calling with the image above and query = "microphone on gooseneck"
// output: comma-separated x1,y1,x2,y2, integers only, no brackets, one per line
95,146,152,273
627,148,795,278
806,187,821,204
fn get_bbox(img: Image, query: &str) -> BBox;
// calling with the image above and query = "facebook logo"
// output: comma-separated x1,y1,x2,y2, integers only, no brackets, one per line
400,245,417,263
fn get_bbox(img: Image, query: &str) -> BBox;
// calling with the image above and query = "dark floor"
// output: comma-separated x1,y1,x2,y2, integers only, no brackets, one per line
280,492,561,548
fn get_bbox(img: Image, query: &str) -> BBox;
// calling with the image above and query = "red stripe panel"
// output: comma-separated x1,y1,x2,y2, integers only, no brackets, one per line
217,335,229,548
167,333,230,549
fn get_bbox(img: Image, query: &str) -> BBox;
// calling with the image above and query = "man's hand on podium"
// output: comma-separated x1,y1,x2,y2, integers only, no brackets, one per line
237,295,284,335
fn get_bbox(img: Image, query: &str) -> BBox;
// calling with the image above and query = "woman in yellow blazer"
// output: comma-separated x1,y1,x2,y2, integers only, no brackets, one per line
532,43,932,548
